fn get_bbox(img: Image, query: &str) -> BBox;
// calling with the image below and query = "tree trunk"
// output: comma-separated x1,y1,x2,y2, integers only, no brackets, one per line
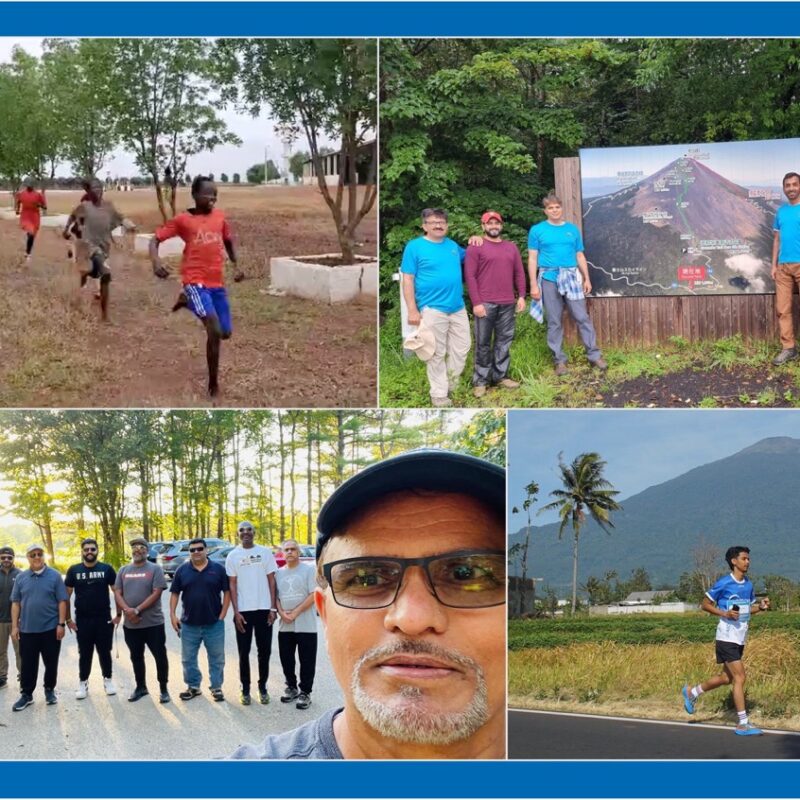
572,532,580,614
306,412,313,545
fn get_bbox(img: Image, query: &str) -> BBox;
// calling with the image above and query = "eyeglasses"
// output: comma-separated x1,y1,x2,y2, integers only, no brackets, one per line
189,547,205,553
238,528,253,534
27,552,44,558
320,550,506,610
0,554,13,559
82,548,98,553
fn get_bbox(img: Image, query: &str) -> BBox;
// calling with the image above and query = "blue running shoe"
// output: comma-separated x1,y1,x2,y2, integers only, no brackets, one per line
735,723,763,736
682,685,695,715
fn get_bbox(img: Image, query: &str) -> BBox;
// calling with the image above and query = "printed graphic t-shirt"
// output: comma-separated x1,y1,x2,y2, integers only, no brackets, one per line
706,573,755,645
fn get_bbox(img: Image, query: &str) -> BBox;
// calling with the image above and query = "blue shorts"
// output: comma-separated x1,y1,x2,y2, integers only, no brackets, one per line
183,284,231,336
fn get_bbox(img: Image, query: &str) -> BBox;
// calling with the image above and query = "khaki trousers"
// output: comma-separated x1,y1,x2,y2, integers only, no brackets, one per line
0,621,21,682
775,262,800,349
421,307,471,400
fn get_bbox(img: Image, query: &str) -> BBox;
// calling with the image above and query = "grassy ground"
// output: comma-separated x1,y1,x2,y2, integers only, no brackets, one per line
379,307,800,408
509,613,800,729
1,186,377,408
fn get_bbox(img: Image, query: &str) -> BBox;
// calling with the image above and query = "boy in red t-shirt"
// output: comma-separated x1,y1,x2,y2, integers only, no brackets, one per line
14,181,47,264
150,176,243,397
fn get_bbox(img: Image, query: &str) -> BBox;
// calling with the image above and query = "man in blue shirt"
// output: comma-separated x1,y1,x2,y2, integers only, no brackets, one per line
170,538,230,702
528,195,606,376
0,546,21,690
771,172,800,365
10,545,68,711
401,208,471,407
681,546,769,736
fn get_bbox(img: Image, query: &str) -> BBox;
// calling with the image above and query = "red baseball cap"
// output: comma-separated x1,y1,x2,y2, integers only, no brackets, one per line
481,210,503,224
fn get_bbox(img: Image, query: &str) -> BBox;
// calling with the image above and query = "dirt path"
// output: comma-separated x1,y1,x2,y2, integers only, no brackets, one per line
0,216,377,408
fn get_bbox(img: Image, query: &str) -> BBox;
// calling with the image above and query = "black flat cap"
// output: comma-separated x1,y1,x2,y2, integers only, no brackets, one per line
316,449,505,558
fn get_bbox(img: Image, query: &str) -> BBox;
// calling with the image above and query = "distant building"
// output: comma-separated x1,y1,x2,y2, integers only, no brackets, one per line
303,140,376,187
620,590,673,606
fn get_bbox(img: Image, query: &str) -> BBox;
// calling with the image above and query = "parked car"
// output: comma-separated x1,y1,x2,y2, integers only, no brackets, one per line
209,545,236,568
147,542,171,563
299,544,316,564
158,537,229,578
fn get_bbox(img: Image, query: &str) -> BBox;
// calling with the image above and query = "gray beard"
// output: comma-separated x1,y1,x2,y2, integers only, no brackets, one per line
350,639,489,746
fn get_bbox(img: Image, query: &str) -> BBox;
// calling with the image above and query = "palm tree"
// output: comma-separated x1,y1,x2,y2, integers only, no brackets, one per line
541,452,622,614
510,481,539,617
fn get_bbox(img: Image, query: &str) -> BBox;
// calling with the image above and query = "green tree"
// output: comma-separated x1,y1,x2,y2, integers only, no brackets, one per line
217,39,377,262
289,149,310,181
232,172,241,184
107,38,240,221
220,173,229,183
246,161,279,183
541,452,622,614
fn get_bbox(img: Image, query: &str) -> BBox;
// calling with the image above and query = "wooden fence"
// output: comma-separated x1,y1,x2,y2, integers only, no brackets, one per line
554,157,796,346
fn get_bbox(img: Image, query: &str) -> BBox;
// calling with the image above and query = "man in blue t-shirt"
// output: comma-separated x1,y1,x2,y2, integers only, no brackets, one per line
681,546,770,736
401,208,471,407
771,172,800,365
528,194,606,376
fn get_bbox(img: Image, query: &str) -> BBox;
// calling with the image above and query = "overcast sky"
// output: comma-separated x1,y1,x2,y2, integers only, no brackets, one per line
508,409,800,527
0,37,338,178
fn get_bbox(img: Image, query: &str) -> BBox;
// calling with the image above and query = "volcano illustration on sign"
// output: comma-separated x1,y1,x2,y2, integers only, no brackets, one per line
580,139,800,296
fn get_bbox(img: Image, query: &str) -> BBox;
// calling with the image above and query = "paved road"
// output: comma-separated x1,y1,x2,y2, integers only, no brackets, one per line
0,594,343,760
509,708,800,759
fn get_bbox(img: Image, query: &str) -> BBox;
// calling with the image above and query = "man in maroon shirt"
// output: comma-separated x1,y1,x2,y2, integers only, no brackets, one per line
464,211,527,398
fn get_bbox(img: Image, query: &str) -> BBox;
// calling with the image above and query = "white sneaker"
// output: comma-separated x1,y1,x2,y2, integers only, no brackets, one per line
103,677,117,696
76,681,88,700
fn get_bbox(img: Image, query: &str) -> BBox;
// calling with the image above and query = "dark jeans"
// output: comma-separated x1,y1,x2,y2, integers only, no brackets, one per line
76,616,114,681
123,624,169,691
278,631,317,695
235,610,273,693
19,629,62,696
472,302,517,386
541,280,601,364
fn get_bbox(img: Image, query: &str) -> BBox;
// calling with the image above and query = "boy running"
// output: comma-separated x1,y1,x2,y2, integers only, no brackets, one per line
62,178,133,321
681,545,770,736
150,175,242,398
15,180,47,264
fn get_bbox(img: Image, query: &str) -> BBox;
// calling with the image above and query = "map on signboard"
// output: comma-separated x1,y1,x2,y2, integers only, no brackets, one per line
580,138,800,296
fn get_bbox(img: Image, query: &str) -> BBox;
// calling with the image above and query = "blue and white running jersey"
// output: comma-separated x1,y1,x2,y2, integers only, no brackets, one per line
706,573,755,645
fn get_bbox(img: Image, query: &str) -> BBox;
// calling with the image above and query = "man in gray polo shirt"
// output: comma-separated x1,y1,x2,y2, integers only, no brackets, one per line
0,546,22,690
10,544,68,711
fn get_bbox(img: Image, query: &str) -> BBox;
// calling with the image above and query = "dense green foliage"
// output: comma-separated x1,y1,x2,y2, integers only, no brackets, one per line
509,611,800,650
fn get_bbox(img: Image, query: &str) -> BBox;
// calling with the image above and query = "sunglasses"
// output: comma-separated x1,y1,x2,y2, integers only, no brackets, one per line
238,528,254,534
320,550,506,610
0,554,13,559
83,548,98,553
27,552,44,558
189,547,205,553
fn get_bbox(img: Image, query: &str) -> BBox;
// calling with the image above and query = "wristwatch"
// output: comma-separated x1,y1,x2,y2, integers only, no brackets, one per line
57,622,66,628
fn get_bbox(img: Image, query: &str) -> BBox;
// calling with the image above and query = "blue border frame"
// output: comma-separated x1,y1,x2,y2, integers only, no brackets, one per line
1,2,800,36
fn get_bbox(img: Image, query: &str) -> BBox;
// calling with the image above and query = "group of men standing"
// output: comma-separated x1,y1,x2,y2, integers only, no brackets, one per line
0,525,318,712
400,198,606,407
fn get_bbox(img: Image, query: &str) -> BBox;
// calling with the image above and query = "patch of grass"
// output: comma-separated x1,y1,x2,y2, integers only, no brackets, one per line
708,334,747,369
756,388,779,406
698,396,719,408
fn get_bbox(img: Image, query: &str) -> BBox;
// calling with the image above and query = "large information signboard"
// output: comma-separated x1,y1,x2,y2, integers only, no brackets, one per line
580,138,800,296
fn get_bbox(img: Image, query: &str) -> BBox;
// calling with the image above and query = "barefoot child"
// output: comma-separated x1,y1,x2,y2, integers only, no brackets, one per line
15,180,47,263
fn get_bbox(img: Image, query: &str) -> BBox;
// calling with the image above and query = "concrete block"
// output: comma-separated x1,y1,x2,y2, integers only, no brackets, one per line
135,233,184,256
39,214,70,228
269,253,377,303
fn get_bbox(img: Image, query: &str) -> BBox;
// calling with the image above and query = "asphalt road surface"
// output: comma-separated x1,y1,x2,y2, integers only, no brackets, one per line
509,708,800,759
0,594,343,760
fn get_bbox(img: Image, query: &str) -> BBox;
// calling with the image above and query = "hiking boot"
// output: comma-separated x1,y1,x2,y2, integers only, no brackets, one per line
591,358,608,372
44,688,57,705
280,687,300,704
240,692,252,706
12,693,33,712
772,348,798,366
210,688,225,702
296,692,311,710
681,685,695,715
554,363,568,376
498,378,520,389
473,385,487,399
159,690,171,704
128,686,149,702
76,681,88,700
735,722,763,736
259,689,270,705
431,396,452,408
103,677,117,696
179,687,202,701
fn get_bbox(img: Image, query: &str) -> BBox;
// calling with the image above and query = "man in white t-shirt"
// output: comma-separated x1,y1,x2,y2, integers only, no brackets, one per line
225,521,278,706
276,539,317,710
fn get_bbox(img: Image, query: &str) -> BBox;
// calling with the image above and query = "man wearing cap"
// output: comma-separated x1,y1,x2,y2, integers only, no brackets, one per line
0,546,22,690
10,545,68,711
226,521,279,705
230,449,506,759
64,538,119,699
276,538,317,710
169,538,230,702
465,211,526,399
114,537,170,703
400,208,471,408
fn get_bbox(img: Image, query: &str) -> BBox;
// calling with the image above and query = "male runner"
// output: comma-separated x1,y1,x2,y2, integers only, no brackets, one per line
15,181,47,264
